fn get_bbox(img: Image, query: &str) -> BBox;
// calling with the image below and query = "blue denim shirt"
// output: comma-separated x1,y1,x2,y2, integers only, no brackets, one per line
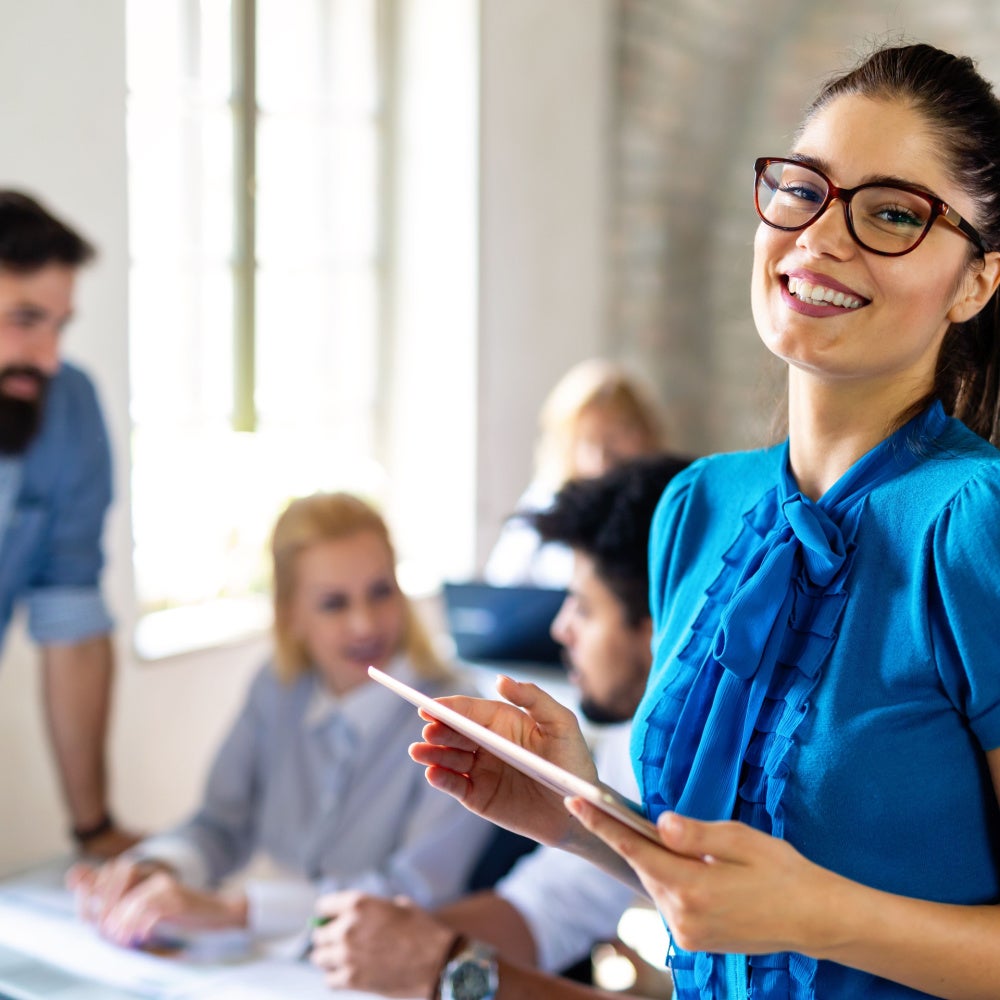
0,361,114,646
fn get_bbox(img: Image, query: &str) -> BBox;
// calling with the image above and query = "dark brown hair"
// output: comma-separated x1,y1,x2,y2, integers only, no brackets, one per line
0,190,95,272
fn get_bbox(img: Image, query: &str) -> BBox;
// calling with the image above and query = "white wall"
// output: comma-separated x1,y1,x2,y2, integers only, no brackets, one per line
0,0,617,871
0,0,262,873
476,0,614,563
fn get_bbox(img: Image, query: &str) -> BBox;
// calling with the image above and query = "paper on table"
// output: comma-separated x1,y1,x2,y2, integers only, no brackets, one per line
0,881,390,1000
0,891,212,997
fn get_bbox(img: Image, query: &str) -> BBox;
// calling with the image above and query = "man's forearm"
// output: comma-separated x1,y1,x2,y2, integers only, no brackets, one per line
497,962,652,1000
434,892,538,966
41,634,114,828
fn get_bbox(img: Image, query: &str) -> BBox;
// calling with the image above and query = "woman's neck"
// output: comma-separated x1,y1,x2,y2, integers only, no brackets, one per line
786,374,923,500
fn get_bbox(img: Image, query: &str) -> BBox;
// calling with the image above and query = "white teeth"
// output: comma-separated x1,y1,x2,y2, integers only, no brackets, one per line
787,276,863,309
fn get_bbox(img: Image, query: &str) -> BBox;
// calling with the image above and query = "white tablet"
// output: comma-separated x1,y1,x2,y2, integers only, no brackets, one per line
369,665,661,844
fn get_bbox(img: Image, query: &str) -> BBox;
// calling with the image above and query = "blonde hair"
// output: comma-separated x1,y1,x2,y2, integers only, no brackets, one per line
270,492,449,684
535,358,667,487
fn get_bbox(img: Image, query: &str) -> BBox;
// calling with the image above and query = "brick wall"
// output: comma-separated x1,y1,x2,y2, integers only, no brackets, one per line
609,0,1000,455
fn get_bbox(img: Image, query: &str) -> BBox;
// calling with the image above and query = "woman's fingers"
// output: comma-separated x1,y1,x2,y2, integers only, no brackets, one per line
409,740,478,775
418,719,480,753
655,811,748,862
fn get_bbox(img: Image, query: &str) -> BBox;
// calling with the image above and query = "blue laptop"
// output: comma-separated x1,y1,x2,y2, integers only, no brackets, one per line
442,581,567,665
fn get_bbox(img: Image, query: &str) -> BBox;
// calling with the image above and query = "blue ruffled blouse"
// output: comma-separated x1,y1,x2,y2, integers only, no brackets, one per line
632,403,1000,999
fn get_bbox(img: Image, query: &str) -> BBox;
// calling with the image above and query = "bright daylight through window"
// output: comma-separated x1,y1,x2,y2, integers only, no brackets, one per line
126,0,387,657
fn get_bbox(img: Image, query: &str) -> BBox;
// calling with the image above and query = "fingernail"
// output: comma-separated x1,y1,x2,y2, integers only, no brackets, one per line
659,811,681,834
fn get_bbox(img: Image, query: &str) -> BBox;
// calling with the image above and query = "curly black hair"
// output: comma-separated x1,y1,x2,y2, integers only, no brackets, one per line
530,452,691,626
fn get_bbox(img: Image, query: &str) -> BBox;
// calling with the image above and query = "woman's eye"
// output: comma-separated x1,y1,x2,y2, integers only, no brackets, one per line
780,182,824,204
369,580,396,602
318,595,347,613
874,205,924,228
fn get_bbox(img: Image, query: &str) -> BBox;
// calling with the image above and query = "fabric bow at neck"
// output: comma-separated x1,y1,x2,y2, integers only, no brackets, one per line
712,493,847,680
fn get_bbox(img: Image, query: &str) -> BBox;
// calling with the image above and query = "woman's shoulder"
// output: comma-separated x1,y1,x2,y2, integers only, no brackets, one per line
243,659,317,716
654,444,783,524
898,418,1000,514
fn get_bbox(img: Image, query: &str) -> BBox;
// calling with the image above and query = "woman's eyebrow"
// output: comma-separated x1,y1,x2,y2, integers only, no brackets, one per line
790,151,936,194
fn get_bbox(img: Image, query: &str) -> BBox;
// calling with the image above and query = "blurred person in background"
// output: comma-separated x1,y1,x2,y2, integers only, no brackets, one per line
312,454,689,1000
69,492,492,950
484,357,667,588
0,189,137,859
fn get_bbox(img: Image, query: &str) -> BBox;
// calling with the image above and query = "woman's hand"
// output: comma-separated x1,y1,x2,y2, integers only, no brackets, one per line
410,675,598,847
68,859,247,948
566,800,836,956
67,856,167,927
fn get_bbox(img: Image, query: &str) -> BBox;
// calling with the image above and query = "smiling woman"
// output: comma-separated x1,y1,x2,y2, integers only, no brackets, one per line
68,492,492,951
407,43,1000,1000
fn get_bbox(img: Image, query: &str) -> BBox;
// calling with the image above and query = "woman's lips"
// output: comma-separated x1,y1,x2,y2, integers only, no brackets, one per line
780,273,870,317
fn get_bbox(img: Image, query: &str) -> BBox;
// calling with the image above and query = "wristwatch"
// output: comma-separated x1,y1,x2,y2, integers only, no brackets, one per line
438,939,499,1000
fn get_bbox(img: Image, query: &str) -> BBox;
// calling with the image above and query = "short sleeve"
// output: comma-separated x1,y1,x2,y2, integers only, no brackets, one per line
647,462,700,635
929,470,1000,750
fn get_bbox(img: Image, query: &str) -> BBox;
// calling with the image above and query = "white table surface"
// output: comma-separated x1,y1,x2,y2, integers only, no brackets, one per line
0,860,412,1000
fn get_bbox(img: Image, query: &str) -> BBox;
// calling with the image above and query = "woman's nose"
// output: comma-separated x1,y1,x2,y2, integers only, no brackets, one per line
796,199,856,258
349,603,377,635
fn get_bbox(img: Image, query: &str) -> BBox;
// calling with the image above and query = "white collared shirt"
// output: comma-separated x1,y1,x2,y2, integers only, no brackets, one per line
494,723,643,973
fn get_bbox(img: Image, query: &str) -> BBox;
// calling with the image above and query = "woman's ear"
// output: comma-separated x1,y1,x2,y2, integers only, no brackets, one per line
948,251,1000,324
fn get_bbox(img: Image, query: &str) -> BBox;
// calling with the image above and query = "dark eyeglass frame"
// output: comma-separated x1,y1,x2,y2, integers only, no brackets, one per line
754,156,987,258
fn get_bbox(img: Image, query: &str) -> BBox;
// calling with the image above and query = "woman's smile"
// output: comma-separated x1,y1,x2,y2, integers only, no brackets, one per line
781,268,870,316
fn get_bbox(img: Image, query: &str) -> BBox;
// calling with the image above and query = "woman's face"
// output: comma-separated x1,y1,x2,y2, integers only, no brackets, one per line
571,404,651,480
751,93,983,400
287,529,406,696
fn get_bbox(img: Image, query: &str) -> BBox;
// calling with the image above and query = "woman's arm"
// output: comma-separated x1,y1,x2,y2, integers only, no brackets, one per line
566,745,1000,1000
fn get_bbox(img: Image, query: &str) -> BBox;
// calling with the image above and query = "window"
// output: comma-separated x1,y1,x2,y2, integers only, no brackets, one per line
127,0,478,659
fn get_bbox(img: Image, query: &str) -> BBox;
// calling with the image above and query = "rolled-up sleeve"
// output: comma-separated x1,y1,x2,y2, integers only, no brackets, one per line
26,366,114,645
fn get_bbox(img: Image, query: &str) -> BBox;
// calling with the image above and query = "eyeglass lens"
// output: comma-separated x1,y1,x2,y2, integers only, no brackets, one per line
756,160,934,254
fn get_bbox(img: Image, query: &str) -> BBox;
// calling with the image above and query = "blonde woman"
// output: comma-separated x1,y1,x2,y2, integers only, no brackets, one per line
69,492,491,948
484,357,667,587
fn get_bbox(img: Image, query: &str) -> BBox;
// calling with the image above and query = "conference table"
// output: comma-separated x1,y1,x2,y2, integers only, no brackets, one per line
0,663,597,1000
0,859,407,1000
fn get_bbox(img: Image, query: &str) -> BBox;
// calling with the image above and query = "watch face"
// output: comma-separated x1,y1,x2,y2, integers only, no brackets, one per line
452,963,490,998
442,942,499,1000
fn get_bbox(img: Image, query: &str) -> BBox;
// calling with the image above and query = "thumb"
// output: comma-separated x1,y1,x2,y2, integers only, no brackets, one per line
495,675,577,730
656,812,738,861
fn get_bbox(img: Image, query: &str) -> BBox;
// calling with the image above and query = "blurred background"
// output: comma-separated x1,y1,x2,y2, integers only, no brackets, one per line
1,0,999,870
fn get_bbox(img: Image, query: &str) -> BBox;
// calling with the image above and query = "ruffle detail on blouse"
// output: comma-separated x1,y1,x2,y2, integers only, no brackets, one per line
640,404,949,1000
642,486,861,1000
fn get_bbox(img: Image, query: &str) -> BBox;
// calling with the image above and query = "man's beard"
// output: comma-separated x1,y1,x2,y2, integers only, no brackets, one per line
578,695,631,726
0,366,48,454
559,651,636,725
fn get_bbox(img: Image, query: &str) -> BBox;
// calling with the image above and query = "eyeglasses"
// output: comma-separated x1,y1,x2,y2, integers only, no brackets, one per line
754,156,987,257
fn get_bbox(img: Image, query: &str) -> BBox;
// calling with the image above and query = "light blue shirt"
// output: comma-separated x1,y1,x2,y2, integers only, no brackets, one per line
0,362,113,649
135,655,494,939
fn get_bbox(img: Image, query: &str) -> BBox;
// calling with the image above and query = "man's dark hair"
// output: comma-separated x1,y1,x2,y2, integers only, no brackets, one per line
531,452,692,627
0,190,95,272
